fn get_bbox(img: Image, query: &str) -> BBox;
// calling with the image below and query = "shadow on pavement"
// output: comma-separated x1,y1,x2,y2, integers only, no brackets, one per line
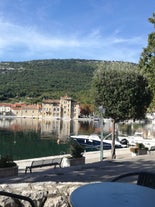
1,154,155,184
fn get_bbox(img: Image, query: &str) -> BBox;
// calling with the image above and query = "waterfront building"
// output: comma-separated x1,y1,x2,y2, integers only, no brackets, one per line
0,96,79,120
12,104,41,118
0,103,12,116
42,96,79,120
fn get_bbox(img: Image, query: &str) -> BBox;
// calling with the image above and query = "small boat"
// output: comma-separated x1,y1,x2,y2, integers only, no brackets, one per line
118,132,155,150
70,134,124,150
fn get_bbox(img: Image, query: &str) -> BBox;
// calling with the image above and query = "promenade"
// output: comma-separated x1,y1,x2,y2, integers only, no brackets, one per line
1,148,155,184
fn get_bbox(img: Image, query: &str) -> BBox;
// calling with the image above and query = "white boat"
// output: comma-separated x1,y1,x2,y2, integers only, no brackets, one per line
118,132,155,150
70,134,124,150
117,132,143,146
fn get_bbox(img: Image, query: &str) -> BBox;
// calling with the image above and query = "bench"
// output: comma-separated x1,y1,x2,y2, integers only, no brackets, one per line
25,157,63,173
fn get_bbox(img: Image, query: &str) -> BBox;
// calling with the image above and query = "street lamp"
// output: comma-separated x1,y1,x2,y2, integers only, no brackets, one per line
98,106,106,161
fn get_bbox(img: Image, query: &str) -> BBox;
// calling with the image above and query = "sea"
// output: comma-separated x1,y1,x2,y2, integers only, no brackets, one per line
0,117,154,160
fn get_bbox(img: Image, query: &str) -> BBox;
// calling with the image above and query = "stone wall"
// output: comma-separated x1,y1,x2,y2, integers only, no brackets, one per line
0,181,85,207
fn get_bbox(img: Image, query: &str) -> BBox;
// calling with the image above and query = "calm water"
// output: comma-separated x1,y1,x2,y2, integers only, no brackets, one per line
0,118,97,160
0,117,154,160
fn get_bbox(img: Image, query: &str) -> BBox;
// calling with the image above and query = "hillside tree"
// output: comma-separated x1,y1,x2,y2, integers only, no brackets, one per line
92,64,152,159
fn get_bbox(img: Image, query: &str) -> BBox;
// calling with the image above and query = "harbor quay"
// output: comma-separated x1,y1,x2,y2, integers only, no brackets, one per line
2,147,155,183
0,148,155,206
15,147,132,174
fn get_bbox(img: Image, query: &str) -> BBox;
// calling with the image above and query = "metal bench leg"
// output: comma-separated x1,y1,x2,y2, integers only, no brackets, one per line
25,167,32,174
25,167,28,174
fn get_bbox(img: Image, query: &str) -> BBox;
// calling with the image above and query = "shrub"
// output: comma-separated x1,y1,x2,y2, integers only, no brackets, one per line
69,139,84,158
0,155,17,168
130,143,148,153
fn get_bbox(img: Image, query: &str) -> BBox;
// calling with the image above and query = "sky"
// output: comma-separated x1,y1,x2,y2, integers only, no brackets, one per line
0,0,154,63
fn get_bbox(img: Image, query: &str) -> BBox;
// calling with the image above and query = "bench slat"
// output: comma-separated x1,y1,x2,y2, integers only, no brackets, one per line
25,157,63,173
42,159,53,165
32,160,44,167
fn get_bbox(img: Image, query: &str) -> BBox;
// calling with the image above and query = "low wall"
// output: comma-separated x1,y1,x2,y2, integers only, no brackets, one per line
15,148,131,172
0,182,85,207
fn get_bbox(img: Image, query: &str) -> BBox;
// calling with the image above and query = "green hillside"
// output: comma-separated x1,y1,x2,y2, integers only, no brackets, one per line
0,59,137,104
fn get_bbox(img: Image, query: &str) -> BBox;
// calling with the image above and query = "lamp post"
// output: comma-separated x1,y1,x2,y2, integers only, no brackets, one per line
98,106,106,161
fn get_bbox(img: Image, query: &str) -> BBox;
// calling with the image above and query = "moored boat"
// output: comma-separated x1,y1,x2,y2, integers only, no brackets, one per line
118,132,155,150
70,134,124,150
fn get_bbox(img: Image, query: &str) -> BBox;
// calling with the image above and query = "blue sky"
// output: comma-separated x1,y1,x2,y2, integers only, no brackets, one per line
0,0,154,63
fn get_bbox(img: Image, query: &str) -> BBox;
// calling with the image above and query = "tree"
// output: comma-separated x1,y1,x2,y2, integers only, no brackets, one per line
80,104,94,117
92,64,152,159
139,13,155,108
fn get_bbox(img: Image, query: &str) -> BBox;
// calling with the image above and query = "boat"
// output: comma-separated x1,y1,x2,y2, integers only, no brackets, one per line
118,132,155,150
70,134,124,150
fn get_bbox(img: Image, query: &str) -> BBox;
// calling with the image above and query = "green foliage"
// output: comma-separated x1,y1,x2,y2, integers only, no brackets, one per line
0,59,96,103
0,155,17,168
0,59,137,104
136,143,147,150
139,13,155,108
92,63,152,122
69,139,84,158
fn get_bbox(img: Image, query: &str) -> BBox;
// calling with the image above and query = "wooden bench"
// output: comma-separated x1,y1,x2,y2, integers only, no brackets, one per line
25,157,63,173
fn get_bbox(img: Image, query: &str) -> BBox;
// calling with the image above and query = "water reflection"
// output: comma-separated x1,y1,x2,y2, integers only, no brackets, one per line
0,118,98,140
0,117,155,160
0,118,97,160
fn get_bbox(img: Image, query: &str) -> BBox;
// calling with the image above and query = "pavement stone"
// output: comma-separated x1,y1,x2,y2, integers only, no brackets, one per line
0,148,155,184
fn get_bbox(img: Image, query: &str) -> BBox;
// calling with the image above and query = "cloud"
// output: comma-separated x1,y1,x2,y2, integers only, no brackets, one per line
0,17,144,62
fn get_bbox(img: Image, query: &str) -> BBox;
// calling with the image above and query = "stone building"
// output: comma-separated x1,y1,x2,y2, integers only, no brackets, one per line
0,103,12,116
42,96,79,120
0,96,79,120
12,104,41,118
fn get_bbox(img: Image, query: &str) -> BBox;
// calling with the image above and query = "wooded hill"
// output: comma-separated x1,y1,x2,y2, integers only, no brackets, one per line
0,59,137,104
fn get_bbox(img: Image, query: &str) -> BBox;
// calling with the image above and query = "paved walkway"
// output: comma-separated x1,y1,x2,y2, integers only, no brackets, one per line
1,148,155,184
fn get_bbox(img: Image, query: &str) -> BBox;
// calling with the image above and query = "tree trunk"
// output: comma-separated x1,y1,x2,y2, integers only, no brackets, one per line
111,119,116,159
